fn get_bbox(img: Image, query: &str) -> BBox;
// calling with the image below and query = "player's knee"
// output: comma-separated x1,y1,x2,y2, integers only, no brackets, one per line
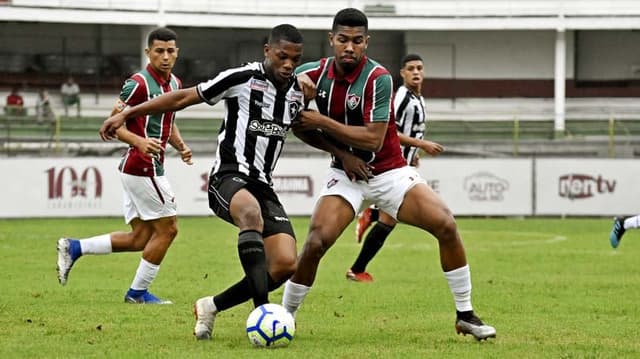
233,205,263,229
435,215,459,243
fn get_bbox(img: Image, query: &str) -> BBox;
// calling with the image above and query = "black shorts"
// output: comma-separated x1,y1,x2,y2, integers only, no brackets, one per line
208,171,295,239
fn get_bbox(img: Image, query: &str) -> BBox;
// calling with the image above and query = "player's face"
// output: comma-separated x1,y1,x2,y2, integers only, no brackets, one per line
145,39,179,79
329,25,369,75
400,60,424,91
263,39,303,88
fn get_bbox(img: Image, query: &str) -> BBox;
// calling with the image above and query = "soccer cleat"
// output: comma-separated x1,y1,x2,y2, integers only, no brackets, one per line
609,217,626,249
346,269,374,282
355,207,374,243
193,296,217,340
455,312,496,341
124,289,173,304
56,238,78,286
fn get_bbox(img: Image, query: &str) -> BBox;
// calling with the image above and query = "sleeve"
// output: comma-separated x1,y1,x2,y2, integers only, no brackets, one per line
295,59,324,84
119,77,146,106
365,71,393,123
196,66,253,106
394,87,410,127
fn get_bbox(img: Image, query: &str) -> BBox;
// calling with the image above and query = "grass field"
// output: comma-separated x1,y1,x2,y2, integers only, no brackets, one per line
1,217,638,358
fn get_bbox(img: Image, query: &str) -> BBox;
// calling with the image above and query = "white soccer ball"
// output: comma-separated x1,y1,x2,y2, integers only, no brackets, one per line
246,303,295,348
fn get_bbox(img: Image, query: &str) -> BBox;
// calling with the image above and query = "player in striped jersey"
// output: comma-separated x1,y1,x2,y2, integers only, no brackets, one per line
282,8,496,341
348,54,444,282
57,27,193,304
100,24,307,341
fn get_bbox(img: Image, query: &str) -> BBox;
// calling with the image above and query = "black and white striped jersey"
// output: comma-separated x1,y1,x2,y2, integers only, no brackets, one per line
196,62,304,185
394,85,426,165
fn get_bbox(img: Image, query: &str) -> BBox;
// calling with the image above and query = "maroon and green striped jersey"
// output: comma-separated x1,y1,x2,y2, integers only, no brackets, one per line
118,64,182,177
296,56,406,175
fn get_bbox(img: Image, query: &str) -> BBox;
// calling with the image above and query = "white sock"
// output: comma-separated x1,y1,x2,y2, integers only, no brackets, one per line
444,264,473,312
624,215,640,230
282,280,311,317
130,258,160,291
79,234,112,255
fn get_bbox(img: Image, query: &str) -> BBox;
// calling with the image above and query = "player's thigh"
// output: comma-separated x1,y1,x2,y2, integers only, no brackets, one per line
148,215,178,239
397,183,453,231
309,195,355,245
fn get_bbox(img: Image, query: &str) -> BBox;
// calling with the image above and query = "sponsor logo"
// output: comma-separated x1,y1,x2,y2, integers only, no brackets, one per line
327,178,339,189
272,175,313,197
253,99,270,109
248,120,287,138
317,90,327,98
412,123,425,132
463,172,509,201
232,176,247,184
347,93,361,110
250,79,269,91
286,91,303,102
46,166,103,209
558,174,616,199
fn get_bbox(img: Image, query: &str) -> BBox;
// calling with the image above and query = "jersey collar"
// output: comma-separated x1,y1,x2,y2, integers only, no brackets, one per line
328,56,368,84
146,63,171,85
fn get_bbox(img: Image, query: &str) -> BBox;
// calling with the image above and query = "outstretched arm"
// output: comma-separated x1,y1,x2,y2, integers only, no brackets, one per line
295,110,387,152
100,87,202,141
397,133,444,156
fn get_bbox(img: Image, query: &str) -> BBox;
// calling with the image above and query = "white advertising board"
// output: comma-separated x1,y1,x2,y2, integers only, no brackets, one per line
415,158,533,216
535,159,640,215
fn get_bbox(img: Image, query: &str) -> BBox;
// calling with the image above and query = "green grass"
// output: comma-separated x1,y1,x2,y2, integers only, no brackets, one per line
1,217,638,358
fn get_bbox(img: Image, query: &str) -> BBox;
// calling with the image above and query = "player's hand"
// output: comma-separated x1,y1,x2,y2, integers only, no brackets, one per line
100,113,127,141
294,110,326,131
297,74,316,101
339,152,373,183
178,144,193,165
421,140,444,156
134,137,163,158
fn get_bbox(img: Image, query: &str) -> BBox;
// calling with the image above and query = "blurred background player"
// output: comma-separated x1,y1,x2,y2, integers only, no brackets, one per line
282,8,496,341
5,85,26,116
99,24,304,340
60,76,81,117
609,215,640,248
348,53,444,282
57,27,193,304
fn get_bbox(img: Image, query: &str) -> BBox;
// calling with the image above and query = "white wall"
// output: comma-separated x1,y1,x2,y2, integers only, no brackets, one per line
406,30,576,79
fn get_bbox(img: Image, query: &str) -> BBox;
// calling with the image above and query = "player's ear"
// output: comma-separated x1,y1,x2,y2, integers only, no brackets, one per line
328,32,334,47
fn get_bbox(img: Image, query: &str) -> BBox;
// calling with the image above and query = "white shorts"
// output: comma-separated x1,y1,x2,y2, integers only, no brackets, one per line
120,173,177,224
319,166,426,219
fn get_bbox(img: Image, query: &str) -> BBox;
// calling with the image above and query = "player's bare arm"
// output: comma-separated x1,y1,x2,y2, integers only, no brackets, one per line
114,126,162,158
100,87,202,141
292,126,372,181
296,110,387,152
397,133,444,156
169,123,193,165
297,73,317,101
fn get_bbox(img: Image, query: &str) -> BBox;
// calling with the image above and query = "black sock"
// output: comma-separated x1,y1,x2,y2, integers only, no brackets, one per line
369,207,380,222
214,275,281,312
237,230,268,307
351,222,394,273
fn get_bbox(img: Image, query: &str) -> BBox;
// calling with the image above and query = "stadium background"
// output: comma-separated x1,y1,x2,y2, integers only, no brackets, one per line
1,0,640,217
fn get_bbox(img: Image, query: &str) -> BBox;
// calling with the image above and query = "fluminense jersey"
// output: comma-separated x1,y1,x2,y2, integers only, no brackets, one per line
118,64,181,177
394,85,426,165
196,61,304,185
297,56,406,175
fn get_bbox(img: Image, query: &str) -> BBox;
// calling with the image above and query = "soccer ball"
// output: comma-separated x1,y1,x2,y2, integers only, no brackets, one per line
246,303,295,348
